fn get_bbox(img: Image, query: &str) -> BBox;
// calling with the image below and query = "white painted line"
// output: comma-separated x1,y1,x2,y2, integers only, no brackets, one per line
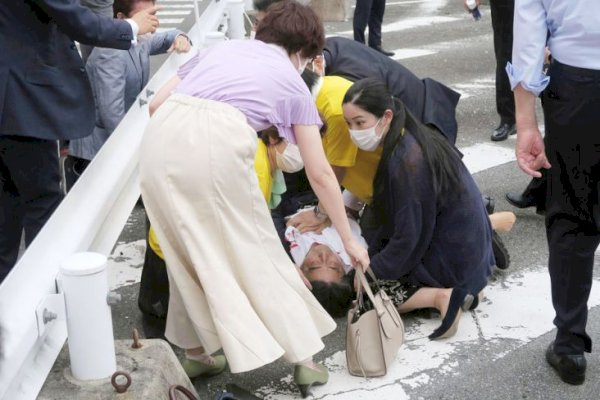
451,76,495,100
158,10,192,16
158,18,185,24
461,143,515,174
352,0,426,7
391,48,436,60
336,16,459,35
161,4,194,8
256,270,600,399
108,240,146,290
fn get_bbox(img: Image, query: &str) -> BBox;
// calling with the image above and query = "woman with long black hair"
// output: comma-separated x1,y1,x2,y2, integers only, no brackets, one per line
341,78,495,339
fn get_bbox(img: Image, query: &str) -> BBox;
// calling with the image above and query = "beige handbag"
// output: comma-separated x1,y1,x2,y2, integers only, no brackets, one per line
346,268,405,377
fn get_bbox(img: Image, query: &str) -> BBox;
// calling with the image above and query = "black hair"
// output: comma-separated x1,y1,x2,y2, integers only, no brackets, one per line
310,275,354,318
342,78,462,223
113,0,155,18
301,69,320,92
253,0,283,12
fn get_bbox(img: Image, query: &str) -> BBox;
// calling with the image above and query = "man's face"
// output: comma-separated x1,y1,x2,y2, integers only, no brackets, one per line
300,244,345,283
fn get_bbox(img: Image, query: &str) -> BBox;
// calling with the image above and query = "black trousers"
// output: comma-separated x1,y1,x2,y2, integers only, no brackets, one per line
490,0,515,125
543,60,600,355
522,170,547,213
353,0,386,48
0,136,63,282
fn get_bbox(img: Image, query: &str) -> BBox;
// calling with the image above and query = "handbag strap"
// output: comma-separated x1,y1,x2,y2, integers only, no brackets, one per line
355,268,384,315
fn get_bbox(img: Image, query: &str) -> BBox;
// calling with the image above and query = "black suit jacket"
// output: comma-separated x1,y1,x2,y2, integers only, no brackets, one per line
0,0,133,140
323,37,461,145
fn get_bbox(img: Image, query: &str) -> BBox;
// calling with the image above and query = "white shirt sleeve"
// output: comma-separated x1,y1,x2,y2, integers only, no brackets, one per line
125,19,139,45
505,0,549,96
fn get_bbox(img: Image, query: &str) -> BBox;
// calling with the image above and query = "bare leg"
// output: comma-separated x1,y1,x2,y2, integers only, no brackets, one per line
489,211,516,232
397,287,452,318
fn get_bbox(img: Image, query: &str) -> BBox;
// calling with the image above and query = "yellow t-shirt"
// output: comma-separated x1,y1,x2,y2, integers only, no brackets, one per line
149,139,273,259
317,76,383,204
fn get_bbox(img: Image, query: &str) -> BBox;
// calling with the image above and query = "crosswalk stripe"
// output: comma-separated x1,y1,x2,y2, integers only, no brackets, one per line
157,10,192,16
391,48,436,60
158,17,185,24
335,16,459,36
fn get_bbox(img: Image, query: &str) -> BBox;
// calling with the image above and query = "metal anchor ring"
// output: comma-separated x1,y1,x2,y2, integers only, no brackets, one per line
111,371,132,394
168,384,198,400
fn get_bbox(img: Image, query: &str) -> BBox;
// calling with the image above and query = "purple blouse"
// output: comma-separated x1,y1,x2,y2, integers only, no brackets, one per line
174,39,322,144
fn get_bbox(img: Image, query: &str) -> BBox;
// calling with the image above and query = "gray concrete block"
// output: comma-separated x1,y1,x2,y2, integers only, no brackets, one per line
39,339,197,400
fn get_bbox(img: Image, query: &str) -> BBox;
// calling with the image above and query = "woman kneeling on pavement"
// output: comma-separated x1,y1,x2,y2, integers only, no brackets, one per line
138,1,369,398
289,78,496,339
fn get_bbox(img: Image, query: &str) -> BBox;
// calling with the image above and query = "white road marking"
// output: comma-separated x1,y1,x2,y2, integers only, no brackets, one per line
255,270,600,399
158,18,185,24
108,240,146,290
391,48,436,60
335,16,459,36
157,10,192,16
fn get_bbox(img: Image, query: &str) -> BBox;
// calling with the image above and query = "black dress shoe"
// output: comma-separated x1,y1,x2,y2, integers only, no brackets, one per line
490,123,516,141
492,231,510,270
505,192,537,209
482,195,495,215
370,46,395,57
546,341,586,385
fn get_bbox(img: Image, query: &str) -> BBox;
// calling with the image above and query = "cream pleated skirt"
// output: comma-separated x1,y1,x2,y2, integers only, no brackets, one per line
139,95,336,373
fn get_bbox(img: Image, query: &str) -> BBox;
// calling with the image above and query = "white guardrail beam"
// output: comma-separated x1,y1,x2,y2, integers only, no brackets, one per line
0,1,245,398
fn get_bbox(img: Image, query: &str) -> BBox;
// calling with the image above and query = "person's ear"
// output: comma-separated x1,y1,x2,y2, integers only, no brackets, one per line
312,55,325,77
116,12,127,20
384,109,394,125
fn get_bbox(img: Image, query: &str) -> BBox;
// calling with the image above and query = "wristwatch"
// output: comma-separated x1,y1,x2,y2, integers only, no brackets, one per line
313,204,328,221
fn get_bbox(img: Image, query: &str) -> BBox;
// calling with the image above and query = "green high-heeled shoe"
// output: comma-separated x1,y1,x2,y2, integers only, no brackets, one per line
182,355,227,378
293,363,329,398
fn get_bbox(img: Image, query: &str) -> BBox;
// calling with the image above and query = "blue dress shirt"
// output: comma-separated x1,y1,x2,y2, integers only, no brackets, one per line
506,0,600,96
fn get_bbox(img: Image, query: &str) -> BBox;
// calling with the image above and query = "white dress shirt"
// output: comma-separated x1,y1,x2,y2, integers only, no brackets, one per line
506,0,600,96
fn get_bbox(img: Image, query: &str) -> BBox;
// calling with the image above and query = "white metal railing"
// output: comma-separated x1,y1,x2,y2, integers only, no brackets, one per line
0,1,248,398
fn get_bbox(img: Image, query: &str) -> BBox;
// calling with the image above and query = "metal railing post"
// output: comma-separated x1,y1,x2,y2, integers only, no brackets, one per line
60,253,118,380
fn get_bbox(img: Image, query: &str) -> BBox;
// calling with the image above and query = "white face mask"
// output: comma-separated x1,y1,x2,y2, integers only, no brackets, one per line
295,53,309,74
276,143,304,173
349,118,383,151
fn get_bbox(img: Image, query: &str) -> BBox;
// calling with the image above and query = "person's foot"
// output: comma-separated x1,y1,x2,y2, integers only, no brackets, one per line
370,45,395,57
505,192,537,209
429,288,473,340
182,354,227,378
490,123,516,141
546,341,586,385
294,362,329,398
